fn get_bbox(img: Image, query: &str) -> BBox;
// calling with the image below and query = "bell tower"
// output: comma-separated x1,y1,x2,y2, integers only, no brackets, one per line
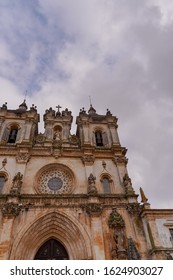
0,100,39,145
76,105,120,148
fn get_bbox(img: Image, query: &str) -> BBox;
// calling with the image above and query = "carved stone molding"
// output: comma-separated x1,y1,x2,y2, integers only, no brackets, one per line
81,155,95,166
52,148,63,159
1,202,22,217
126,203,140,215
69,134,79,145
52,140,62,148
35,133,46,144
112,156,128,166
81,203,102,216
1,202,30,218
16,152,30,163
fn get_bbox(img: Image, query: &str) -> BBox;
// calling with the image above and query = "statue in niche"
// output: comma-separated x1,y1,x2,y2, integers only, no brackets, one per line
114,228,126,251
54,131,62,141
10,172,23,195
87,173,97,195
108,208,127,259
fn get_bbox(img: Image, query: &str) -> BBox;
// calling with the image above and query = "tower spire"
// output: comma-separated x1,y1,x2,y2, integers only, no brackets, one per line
88,96,96,115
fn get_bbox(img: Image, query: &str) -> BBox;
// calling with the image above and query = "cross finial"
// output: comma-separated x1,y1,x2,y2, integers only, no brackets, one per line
56,105,62,113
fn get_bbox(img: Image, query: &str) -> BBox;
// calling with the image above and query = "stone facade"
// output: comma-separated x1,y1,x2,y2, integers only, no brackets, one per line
0,101,172,260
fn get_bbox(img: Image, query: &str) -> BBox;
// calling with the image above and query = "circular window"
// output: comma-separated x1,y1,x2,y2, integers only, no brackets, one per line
37,166,73,194
48,177,63,191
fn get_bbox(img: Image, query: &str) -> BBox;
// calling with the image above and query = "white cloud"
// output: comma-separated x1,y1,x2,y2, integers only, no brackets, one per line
0,0,173,208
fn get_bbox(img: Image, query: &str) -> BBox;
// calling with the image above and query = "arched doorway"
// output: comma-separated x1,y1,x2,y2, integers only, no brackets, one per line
34,239,69,260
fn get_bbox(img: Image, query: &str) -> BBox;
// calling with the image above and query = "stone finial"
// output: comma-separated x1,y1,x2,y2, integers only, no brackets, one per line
87,173,97,195
140,187,148,203
106,109,112,116
1,102,7,110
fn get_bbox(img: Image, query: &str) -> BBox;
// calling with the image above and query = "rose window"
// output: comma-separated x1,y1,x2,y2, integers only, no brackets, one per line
38,167,73,194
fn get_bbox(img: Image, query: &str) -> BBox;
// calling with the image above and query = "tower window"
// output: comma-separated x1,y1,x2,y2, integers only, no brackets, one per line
102,177,111,193
95,131,103,146
0,176,5,193
7,127,18,143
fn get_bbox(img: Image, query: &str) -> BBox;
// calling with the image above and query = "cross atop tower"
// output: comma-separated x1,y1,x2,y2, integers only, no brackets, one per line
56,105,62,113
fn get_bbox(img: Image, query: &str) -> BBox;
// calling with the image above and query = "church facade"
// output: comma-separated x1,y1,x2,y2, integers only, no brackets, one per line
0,101,173,260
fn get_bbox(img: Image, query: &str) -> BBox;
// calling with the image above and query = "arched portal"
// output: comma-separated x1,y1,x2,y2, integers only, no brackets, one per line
34,239,69,260
10,211,92,260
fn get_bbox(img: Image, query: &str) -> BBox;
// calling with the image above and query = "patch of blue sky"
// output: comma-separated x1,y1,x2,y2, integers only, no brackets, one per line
0,0,74,93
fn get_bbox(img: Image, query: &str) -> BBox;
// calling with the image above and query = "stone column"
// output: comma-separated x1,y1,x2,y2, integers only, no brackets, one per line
85,203,105,259
0,202,22,259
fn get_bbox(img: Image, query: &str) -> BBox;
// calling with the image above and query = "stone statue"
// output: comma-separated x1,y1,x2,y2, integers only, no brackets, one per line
123,173,134,194
108,208,127,259
10,172,23,195
54,131,61,141
87,173,97,195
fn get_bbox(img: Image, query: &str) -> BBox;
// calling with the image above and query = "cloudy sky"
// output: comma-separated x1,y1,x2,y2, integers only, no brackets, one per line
0,0,173,208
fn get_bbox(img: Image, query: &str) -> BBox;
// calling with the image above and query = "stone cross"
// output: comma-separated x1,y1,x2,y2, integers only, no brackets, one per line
56,105,62,113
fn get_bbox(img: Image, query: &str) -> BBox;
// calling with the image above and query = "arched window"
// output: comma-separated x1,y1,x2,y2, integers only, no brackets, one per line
7,126,18,143
0,176,5,193
95,131,103,146
102,177,111,193
95,130,108,147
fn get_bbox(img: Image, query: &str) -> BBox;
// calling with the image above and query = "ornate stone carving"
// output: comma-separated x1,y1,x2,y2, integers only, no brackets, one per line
81,155,95,165
127,237,141,260
1,202,22,217
52,139,62,148
108,208,127,259
35,133,46,144
87,173,97,195
81,203,102,216
2,158,7,167
112,156,128,166
69,134,79,145
108,208,125,228
126,203,140,215
16,152,30,163
10,172,23,195
52,149,62,159
37,167,73,194
123,174,135,195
